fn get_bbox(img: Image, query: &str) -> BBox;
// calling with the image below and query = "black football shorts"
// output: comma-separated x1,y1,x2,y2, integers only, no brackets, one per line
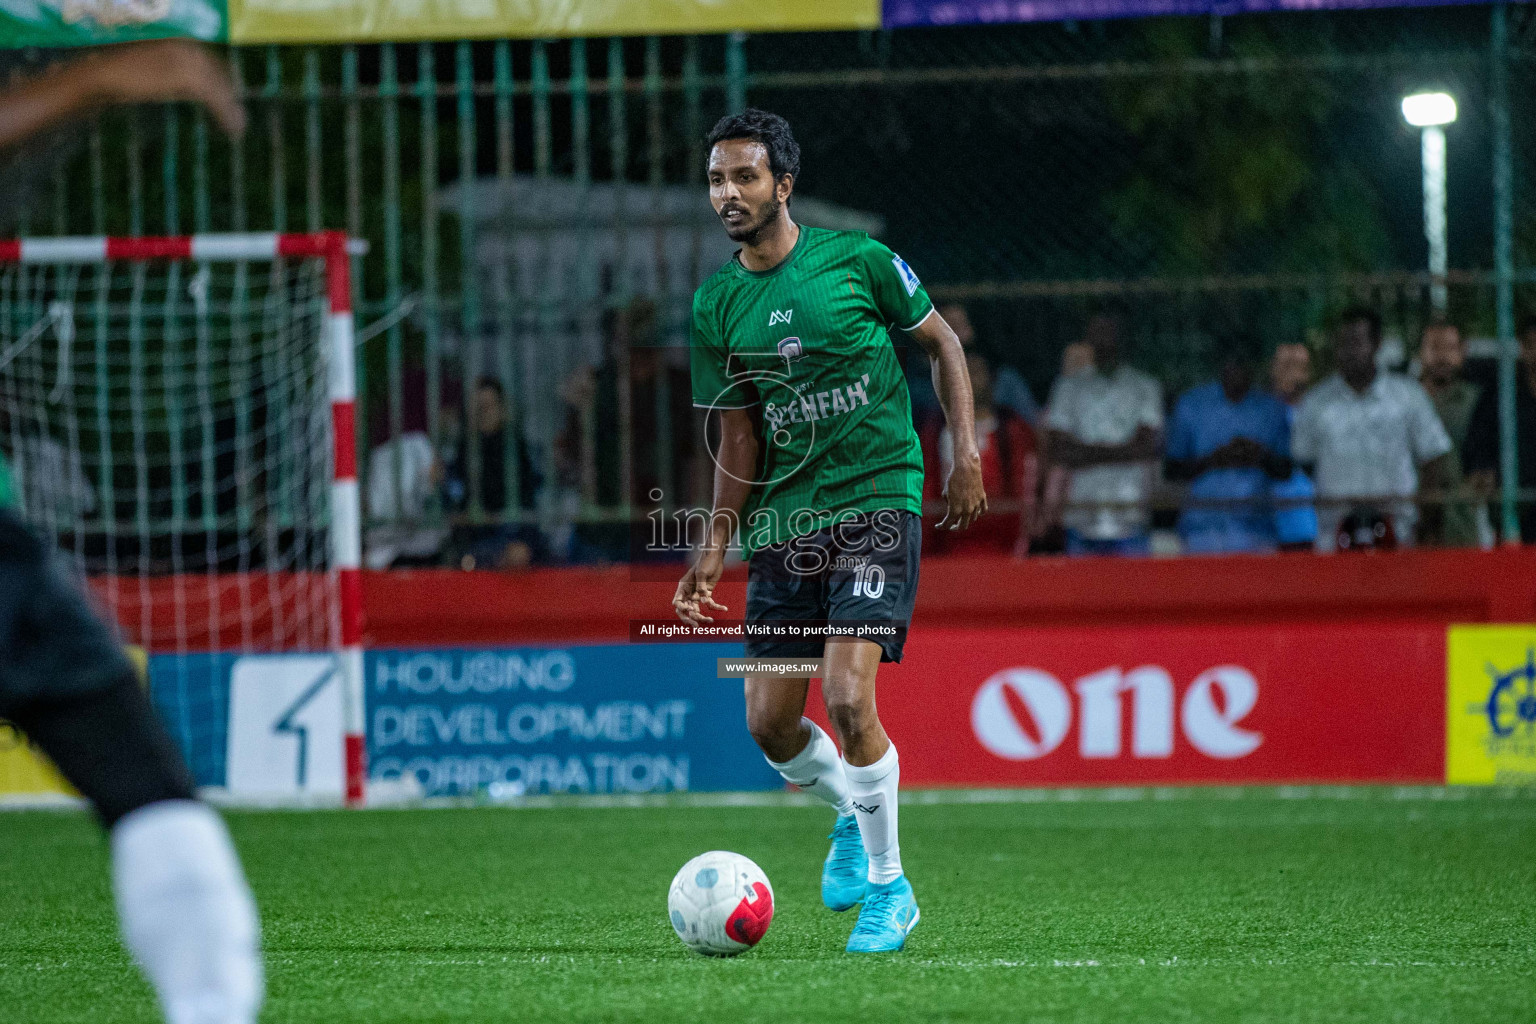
0,509,136,716
0,509,194,826
744,509,920,664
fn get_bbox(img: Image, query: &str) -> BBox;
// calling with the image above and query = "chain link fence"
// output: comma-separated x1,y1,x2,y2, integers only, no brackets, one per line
12,4,1536,561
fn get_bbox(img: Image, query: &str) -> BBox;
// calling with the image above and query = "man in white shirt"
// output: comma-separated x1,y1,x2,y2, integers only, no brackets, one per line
1044,315,1164,555
365,431,447,569
1292,308,1452,551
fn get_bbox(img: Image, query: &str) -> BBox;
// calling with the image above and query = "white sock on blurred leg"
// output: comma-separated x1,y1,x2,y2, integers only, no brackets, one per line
844,744,902,885
767,718,855,816
112,800,263,1024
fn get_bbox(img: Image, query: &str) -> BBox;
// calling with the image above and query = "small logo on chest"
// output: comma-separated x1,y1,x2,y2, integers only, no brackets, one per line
768,308,793,327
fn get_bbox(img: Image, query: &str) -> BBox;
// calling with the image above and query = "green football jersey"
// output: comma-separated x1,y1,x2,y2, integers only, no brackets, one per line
690,225,934,555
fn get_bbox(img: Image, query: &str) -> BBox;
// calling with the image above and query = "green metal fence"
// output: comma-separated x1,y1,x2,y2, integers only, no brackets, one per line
16,4,1536,553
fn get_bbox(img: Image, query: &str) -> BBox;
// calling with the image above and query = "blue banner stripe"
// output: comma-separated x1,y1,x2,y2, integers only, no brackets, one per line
883,0,1487,28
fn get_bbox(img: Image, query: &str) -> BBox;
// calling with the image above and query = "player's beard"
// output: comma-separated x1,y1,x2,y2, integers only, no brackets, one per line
721,194,781,245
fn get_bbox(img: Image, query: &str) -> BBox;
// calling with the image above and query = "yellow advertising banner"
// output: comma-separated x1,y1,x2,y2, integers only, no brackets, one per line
0,646,147,801
1446,625,1536,785
228,0,879,43
0,718,73,798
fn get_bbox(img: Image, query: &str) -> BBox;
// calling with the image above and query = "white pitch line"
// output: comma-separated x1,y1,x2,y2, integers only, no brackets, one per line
0,793,84,811
905,956,1495,971
4,784,1532,815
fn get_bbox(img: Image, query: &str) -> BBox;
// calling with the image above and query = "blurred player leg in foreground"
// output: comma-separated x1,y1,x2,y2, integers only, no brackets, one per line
0,512,262,1024
0,43,259,1024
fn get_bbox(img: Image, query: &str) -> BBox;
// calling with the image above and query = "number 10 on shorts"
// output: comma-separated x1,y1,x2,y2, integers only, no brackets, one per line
851,562,885,598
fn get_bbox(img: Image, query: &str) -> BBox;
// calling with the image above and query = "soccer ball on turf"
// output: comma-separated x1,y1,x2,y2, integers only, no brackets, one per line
667,851,774,956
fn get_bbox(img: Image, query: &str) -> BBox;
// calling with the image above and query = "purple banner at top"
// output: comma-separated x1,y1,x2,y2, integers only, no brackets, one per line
884,0,1485,28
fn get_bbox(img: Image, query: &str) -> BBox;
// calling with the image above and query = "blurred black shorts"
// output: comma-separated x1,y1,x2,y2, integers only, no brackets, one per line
0,509,135,716
0,509,193,826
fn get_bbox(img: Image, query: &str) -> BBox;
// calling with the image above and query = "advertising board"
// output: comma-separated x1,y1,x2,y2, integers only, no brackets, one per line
1446,625,1536,786
809,623,1448,787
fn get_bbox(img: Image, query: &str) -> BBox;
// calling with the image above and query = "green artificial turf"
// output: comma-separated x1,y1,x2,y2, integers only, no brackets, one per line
1,788,1533,1023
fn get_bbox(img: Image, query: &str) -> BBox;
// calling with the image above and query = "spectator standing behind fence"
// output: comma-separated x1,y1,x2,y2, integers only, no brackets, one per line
1043,314,1163,556
364,368,448,569
1267,342,1319,550
558,299,702,563
1270,342,1311,408
1416,319,1483,547
441,376,544,569
365,432,444,569
925,352,1036,557
1030,340,1094,550
908,303,1038,429
1291,308,1451,550
1463,314,1536,543
1165,338,1292,554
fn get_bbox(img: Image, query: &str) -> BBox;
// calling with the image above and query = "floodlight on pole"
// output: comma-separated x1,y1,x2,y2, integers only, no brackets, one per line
1402,92,1457,128
1403,92,1456,311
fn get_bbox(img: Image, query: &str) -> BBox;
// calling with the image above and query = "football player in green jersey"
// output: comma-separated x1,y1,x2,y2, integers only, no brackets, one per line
673,109,986,953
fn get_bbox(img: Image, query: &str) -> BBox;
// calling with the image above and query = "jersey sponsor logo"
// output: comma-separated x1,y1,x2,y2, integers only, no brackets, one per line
763,373,873,433
769,308,794,326
891,255,921,297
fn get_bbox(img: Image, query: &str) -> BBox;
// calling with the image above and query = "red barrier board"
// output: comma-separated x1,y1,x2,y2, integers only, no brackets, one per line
806,623,1447,787
91,546,1536,652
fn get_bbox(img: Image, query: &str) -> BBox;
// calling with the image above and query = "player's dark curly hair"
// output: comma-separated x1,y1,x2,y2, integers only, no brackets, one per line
705,108,801,186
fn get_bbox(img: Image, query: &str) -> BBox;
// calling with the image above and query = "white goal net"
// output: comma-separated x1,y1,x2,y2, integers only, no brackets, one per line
0,234,364,804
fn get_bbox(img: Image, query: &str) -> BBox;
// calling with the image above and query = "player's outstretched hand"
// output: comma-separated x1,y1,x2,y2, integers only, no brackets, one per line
85,41,247,138
672,550,728,625
939,457,987,531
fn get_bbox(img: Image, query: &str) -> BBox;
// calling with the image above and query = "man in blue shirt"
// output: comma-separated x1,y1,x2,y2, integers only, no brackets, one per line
1166,338,1293,553
1268,342,1319,550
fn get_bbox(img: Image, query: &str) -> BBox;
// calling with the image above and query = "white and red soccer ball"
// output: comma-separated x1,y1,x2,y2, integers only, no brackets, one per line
667,851,774,956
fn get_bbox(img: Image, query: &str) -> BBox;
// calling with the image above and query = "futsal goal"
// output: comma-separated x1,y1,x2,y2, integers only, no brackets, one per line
0,233,365,805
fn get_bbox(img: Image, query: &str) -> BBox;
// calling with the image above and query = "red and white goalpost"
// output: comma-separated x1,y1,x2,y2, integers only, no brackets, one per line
0,233,366,804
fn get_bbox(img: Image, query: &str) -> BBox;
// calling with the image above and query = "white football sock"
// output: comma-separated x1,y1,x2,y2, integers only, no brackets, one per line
844,744,903,885
767,718,855,817
111,801,263,1024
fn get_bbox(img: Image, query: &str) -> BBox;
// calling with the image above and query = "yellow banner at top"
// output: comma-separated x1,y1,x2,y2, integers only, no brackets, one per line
227,0,878,43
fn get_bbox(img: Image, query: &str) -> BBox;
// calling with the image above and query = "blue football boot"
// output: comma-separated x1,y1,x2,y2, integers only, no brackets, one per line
845,875,919,953
821,814,868,912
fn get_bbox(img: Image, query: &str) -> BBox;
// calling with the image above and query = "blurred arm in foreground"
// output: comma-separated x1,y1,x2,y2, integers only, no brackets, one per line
0,40,244,151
